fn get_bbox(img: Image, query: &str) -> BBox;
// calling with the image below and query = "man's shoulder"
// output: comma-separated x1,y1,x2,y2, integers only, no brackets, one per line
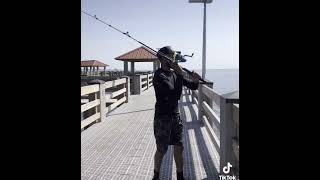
154,68,162,76
154,69,167,79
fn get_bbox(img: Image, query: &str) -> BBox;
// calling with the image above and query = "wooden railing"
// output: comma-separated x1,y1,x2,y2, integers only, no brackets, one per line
191,85,239,176
81,71,100,76
81,71,124,77
81,77,130,131
131,73,154,95
148,73,153,88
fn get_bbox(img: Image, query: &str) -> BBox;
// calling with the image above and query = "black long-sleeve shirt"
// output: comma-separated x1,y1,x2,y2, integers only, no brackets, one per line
153,68,199,116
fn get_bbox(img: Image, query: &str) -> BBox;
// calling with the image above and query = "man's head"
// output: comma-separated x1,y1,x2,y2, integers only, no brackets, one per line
157,46,177,70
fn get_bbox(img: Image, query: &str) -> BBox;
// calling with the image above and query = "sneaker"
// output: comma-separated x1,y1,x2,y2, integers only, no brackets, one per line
152,170,159,180
177,171,185,180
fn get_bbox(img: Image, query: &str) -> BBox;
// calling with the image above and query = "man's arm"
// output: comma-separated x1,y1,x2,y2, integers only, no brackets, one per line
182,71,201,90
167,61,201,90
153,72,174,94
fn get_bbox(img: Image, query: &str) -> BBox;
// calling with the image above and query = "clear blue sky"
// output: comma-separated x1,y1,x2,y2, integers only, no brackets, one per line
81,0,238,70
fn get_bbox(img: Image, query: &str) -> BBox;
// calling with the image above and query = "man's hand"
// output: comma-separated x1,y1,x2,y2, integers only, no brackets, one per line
168,61,183,75
191,71,201,83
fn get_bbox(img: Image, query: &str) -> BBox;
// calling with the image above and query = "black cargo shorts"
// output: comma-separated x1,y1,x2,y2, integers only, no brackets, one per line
153,114,183,154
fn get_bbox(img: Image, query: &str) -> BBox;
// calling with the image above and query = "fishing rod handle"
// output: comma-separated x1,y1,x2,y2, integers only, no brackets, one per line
181,68,208,84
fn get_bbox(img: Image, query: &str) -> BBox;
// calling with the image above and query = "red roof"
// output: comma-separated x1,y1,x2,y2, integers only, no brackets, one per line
81,60,109,67
115,46,158,62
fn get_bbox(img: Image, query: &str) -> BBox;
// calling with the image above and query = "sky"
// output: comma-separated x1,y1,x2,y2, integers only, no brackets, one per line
81,0,239,71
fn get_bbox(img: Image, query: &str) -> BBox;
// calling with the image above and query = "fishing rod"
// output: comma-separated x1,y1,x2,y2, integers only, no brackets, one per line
81,10,208,84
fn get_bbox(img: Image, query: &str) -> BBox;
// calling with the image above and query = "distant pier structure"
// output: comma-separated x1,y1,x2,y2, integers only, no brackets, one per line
81,60,109,76
115,46,160,75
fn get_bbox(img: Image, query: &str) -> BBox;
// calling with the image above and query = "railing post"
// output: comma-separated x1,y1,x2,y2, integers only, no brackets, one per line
233,104,239,176
140,75,143,93
204,82,214,108
219,91,239,175
219,97,233,174
87,79,106,123
150,73,153,87
198,84,204,122
122,76,130,103
191,90,195,104
98,82,106,123
202,81,214,128
147,74,149,90
132,74,141,95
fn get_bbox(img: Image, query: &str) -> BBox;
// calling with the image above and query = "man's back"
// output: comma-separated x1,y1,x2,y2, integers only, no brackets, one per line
153,68,198,116
153,68,182,116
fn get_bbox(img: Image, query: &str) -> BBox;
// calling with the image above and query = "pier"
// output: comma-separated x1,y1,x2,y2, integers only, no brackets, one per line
81,75,239,180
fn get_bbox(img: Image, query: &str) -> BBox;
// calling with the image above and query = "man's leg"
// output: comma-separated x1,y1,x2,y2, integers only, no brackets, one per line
173,145,184,172
153,142,168,180
154,149,165,173
172,115,185,180
153,114,171,179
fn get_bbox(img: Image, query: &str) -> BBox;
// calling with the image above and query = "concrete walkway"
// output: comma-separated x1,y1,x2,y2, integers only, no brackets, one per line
81,88,220,180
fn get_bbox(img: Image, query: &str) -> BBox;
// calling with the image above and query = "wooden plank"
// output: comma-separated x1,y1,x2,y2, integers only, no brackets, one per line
105,99,117,103
112,88,126,98
202,85,220,106
141,80,147,85
193,96,198,106
106,96,127,114
203,115,220,152
105,88,126,99
81,84,99,96
233,104,239,126
104,78,126,89
141,86,147,92
81,113,100,129
232,138,239,161
81,99,100,113
202,101,220,127
140,75,147,79
81,99,89,104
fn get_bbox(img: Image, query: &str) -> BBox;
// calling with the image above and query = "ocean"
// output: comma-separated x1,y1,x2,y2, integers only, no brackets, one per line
195,69,239,95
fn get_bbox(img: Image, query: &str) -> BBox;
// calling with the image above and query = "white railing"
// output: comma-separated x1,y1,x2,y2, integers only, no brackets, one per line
191,85,239,175
81,71,100,76
81,71,124,77
131,73,154,95
81,77,130,131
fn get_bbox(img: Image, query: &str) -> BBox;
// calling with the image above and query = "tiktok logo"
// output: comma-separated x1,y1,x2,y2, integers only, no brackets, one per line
223,162,232,174
219,162,237,180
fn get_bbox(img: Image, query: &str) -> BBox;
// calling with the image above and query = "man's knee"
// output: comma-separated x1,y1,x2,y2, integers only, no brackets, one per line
174,144,184,153
155,148,165,158
157,143,169,155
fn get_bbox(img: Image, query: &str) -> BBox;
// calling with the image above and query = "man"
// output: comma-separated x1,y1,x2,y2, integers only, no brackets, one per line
152,46,201,180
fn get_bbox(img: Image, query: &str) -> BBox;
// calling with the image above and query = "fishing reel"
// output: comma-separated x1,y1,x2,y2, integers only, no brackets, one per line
174,51,194,63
